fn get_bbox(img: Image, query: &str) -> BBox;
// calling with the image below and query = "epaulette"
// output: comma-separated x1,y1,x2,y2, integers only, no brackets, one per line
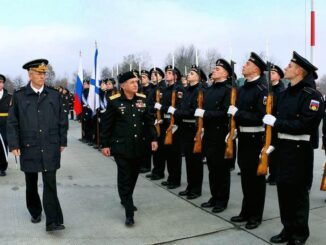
109,93,121,100
303,87,315,95
136,93,146,98
14,86,25,93
257,83,267,91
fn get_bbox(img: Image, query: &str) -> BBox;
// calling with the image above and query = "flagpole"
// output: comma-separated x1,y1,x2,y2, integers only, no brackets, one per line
310,0,315,63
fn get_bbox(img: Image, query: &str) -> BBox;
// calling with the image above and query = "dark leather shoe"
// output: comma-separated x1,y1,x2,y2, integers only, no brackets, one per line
31,215,41,223
120,202,137,211
139,168,150,174
167,184,180,189
230,215,247,222
270,232,289,243
151,175,164,180
0,171,6,176
46,223,65,232
212,205,227,213
288,239,306,245
178,190,190,196
125,217,134,227
145,173,153,178
161,181,170,186
201,198,216,208
245,220,261,230
186,193,201,199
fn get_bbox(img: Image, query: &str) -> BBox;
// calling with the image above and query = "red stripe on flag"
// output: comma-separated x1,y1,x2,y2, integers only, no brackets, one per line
73,94,83,116
311,11,315,46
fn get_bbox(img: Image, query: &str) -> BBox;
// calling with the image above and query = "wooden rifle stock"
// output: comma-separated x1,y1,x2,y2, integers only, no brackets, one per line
164,90,176,145
257,62,273,176
155,89,161,137
193,90,204,153
224,61,237,159
321,162,326,191
224,87,237,159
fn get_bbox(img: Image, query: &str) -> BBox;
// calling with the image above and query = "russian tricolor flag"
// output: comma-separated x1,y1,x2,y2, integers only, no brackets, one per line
74,52,83,116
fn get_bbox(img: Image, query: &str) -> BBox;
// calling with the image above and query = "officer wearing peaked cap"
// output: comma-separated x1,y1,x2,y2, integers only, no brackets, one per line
0,74,12,177
199,59,233,213
101,71,158,226
7,59,68,232
228,52,268,229
175,65,206,200
264,52,323,245
150,65,184,188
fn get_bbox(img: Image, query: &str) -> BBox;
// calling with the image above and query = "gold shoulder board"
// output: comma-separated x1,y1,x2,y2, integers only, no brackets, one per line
109,93,121,100
136,93,146,98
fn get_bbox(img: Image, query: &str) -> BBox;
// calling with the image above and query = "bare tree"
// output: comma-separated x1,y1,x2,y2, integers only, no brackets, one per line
45,63,56,86
203,48,221,75
317,75,326,96
12,76,26,90
4,76,15,93
101,67,112,79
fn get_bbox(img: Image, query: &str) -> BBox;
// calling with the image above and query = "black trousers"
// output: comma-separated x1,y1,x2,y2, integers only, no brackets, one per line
152,123,182,184
277,184,310,241
237,133,266,221
25,171,63,225
114,156,141,217
205,140,230,207
181,125,203,194
0,139,8,172
140,141,152,170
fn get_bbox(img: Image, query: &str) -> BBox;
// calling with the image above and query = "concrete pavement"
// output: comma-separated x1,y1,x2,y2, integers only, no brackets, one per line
0,120,325,245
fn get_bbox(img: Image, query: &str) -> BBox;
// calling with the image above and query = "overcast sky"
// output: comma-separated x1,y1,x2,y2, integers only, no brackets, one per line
0,0,325,82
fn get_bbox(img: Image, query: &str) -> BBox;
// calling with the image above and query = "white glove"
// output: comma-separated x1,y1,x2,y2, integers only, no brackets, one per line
266,145,275,155
260,145,275,158
227,105,238,116
154,102,162,110
172,125,178,134
263,114,276,127
168,106,176,115
225,129,237,143
194,108,205,118
154,119,163,125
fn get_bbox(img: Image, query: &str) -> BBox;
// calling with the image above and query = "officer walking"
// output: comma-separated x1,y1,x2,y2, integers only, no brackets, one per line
228,52,267,229
7,59,68,232
0,74,12,176
197,59,232,212
264,52,323,245
101,71,158,226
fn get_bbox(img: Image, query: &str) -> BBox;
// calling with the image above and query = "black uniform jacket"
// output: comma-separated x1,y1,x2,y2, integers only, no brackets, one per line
7,83,68,172
0,89,12,142
234,76,267,127
101,90,157,159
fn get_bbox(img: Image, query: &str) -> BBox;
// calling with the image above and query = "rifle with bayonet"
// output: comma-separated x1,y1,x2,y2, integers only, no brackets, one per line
193,87,204,153
224,61,237,159
257,62,273,176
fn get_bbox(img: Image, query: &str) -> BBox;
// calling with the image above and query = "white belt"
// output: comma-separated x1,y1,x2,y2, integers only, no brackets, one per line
239,126,265,133
277,133,310,141
182,119,196,123
164,114,171,119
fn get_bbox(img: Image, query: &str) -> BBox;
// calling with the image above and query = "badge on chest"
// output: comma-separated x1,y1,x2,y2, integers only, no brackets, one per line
135,100,146,108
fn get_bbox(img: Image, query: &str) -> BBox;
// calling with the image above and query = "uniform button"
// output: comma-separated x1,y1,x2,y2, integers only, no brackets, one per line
132,105,134,107
134,134,138,138
39,129,42,132
134,124,137,127
38,110,40,113
133,114,135,117
252,135,255,138
297,145,300,148
41,149,44,152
